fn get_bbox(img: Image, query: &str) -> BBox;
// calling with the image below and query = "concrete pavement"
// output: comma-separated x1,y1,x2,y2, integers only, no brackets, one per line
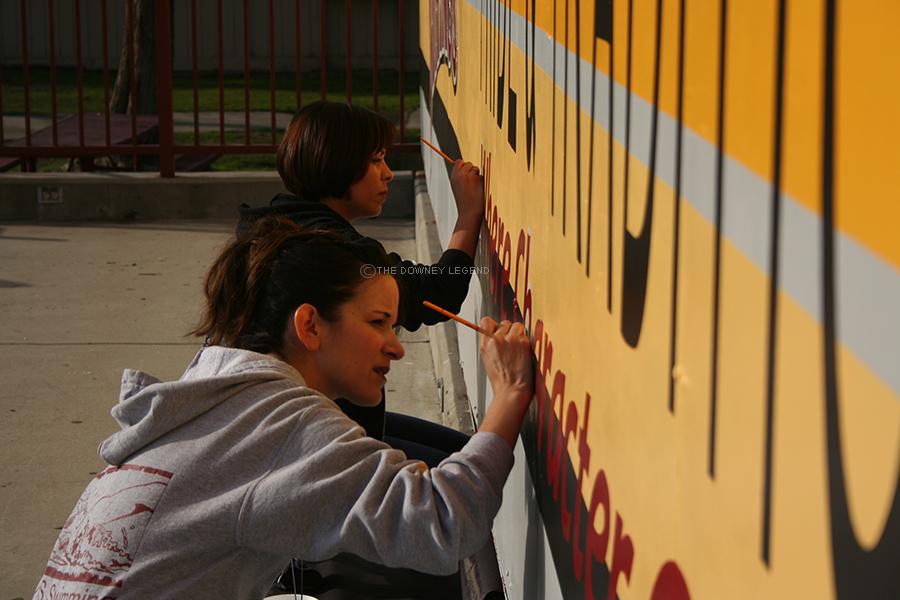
0,216,445,597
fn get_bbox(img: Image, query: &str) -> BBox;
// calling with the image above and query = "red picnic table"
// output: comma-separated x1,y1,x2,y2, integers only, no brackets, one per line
0,113,218,172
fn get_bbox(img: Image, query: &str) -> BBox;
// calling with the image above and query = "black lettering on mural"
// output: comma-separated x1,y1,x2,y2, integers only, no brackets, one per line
525,0,537,170
421,68,463,178
708,0,729,479
822,0,900,594
668,0,687,413
551,1,559,217
562,0,571,237
576,0,584,263
587,0,614,279
596,0,613,42
480,0,485,97
761,0,787,567
481,1,525,163
491,0,496,112
619,0,661,348
496,0,509,130
508,88,517,150
606,0,616,312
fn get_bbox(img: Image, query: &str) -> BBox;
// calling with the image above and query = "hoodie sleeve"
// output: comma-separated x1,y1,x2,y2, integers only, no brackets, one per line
235,402,512,575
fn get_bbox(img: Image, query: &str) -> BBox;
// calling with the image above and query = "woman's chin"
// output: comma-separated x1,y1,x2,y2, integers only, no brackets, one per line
346,394,381,407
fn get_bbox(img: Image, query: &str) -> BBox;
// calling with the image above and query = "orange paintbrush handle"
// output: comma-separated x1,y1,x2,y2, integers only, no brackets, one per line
422,300,490,335
419,137,455,165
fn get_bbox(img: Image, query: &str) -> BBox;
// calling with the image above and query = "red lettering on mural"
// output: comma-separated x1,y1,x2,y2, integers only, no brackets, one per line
480,149,690,600
546,371,567,501
650,561,691,600
501,230,513,321
529,319,547,452
571,393,592,582
586,470,611,600
609,514,635,599
514,230,533,332
561,400,579,540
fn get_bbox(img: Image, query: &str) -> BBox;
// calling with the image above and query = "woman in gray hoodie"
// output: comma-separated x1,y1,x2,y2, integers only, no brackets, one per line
34,216,533,599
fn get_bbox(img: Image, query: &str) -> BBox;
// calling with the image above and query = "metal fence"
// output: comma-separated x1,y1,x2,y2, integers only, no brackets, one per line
0,0,417,177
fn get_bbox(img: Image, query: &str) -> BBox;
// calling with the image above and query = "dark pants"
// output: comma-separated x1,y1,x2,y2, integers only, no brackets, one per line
385,412,470,468
335,392,470,467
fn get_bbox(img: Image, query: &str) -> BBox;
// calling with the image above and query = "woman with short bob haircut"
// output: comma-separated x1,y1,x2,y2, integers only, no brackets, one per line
35,217,533,599
275,100,397,205
241,101,486,449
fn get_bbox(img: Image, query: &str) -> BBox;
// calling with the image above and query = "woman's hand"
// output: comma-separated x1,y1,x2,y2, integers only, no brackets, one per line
479,317,533,400
477,317,535,449
447,160,486,259
450,160,485,224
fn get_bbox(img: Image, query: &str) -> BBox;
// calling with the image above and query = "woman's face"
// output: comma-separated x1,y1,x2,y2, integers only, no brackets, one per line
316,275,405,406
343,150,394,220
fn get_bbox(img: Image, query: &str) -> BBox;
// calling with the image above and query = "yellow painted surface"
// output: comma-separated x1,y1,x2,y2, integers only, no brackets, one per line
423,0,899,597
478,0,899,269
834,1,900,267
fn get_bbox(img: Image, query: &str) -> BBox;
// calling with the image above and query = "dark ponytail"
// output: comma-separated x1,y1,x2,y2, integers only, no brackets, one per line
192,216,390,353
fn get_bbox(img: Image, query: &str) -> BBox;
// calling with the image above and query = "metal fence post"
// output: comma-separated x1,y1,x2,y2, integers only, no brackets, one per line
155,0,175,177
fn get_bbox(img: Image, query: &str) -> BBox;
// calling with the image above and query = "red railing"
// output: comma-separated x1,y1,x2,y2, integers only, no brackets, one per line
0,0,416,177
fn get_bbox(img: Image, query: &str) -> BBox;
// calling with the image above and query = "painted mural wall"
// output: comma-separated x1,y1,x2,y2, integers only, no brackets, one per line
420,0,899,598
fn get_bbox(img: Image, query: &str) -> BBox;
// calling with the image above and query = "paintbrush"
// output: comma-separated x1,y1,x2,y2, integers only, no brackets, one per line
422,300,490,335
419,137,455,165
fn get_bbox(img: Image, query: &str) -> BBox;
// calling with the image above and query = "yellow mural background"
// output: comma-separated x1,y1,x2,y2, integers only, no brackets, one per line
422,0,899,597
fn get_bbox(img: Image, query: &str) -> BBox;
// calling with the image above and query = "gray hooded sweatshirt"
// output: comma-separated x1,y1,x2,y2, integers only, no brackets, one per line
34,346,513,599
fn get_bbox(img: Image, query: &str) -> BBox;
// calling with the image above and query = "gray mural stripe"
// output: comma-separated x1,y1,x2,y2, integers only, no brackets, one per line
470,0,900,396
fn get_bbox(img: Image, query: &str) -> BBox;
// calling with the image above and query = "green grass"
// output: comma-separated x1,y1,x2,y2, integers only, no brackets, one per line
29,124,421,172
1,66,419,123
4,66,422,172
180,128,422,172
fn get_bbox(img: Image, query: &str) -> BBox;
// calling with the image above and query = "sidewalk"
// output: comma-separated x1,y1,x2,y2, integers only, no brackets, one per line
0,216,442,596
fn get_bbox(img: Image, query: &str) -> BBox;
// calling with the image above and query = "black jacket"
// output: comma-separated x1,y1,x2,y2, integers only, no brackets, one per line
238,193,474,332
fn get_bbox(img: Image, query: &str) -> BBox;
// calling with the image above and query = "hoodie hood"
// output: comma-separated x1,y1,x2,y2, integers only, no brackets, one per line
237,193,361,238
99,346,305,465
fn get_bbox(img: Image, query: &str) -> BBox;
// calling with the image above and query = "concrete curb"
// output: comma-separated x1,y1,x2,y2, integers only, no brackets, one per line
413,172,476,436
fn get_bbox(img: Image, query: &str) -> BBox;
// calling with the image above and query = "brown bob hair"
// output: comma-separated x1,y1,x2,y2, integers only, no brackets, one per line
276,101,396,201
192,216,391,354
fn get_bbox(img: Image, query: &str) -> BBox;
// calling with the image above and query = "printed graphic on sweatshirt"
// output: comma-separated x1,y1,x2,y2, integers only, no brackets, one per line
34,464,173,598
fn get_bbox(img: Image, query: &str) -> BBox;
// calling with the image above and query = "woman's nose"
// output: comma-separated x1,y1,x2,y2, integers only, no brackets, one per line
382,162,394,182
385,331,405,360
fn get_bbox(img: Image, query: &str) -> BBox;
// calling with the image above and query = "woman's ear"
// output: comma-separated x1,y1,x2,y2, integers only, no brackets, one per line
293,304,321,351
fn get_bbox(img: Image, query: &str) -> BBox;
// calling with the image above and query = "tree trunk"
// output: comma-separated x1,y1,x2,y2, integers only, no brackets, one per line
109,0,157,115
